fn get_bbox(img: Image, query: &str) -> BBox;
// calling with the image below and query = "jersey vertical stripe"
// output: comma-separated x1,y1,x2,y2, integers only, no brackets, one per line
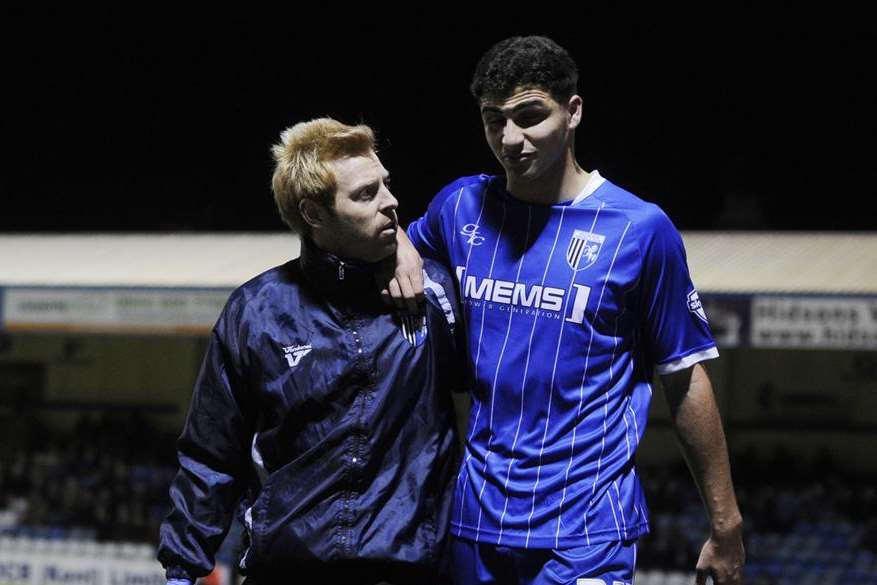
525,205,576,546
553,205,608,545
582,221,632,544
451,186,465,250
455,187,490,529
473,198,509,539
496,207,541,544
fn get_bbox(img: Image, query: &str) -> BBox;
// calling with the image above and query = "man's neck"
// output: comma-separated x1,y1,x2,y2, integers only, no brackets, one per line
507,155,590,205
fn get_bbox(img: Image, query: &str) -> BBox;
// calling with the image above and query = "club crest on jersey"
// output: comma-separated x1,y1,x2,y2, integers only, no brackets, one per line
566,230,605,270
282,344,312,368
399,313,428,346
687,290,709,324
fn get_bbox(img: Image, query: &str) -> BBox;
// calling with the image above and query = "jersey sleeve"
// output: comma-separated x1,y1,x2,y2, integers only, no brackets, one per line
407,177,475,264
637,208,718,375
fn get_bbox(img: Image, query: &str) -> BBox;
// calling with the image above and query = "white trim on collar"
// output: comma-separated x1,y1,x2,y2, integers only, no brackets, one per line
571,169,606,206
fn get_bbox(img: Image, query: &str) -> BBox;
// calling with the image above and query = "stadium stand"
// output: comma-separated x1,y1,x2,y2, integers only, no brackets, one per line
1,233,875,582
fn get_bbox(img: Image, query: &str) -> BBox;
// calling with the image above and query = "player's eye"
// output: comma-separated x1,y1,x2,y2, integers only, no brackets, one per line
483,116,504,128
515,111,547,128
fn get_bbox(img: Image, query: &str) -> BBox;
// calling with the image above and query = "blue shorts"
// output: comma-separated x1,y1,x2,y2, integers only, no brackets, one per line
451,536,636,585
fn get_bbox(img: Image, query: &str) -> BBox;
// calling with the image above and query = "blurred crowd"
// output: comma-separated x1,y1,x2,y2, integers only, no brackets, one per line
1,414,876,581
0,412,176,543
638,449,877,582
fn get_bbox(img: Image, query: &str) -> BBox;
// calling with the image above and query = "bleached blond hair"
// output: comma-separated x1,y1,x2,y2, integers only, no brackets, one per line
270,118,375,233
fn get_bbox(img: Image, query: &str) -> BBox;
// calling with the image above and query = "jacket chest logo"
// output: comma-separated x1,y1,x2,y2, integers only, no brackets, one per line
282,344,313,367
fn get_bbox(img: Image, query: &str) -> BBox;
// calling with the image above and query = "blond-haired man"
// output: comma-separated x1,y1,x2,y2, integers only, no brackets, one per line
159,118,462,584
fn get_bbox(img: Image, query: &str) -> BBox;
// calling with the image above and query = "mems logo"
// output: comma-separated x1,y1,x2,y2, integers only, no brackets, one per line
455,267,592,325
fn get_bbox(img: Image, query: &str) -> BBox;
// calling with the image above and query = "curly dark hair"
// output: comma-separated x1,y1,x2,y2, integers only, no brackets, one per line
470,35,578,103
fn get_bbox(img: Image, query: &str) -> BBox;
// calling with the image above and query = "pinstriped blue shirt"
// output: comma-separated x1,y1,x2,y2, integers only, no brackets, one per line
408,172,718,549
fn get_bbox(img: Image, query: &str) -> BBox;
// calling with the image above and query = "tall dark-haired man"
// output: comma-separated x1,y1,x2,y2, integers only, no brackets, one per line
391,36,744,584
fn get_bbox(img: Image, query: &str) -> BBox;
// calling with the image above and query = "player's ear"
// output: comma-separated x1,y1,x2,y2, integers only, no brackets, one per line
567,95,583,130
300,199,328,230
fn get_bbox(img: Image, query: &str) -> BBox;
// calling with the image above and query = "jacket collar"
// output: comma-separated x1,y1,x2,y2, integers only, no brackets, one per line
299,236,381,298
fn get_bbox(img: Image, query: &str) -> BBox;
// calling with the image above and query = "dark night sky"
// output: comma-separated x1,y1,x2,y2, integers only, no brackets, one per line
2,8,875,233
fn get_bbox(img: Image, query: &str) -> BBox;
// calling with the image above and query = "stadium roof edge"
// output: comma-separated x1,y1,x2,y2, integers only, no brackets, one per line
682,231,877,295
0,232,875,294
0,232,300,288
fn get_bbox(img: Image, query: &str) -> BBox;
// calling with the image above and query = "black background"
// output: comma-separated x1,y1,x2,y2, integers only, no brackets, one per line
2,8,875,232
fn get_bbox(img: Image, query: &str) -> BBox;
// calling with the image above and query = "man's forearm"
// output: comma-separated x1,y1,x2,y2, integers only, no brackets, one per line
663,363,742,533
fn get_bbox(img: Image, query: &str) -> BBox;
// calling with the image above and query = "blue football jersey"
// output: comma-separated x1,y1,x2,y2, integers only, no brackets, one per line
407,171,718,549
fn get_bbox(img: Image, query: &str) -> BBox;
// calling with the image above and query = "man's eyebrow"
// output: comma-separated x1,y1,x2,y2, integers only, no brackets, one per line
481,99,549,115
351,172,389,194
350,177,380,193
